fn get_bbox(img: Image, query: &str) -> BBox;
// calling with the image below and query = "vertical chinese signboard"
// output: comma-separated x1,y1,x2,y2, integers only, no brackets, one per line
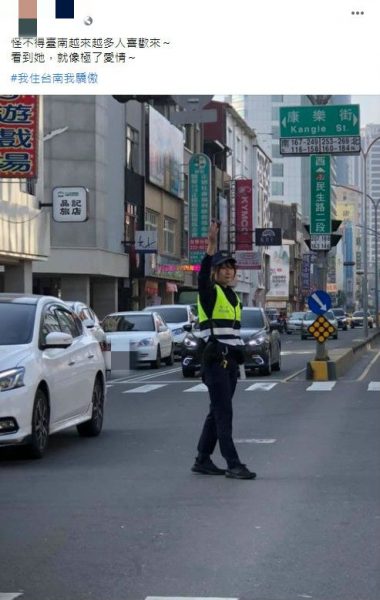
188,153,211,264
310,154,331,236
235,179,253,251
0,95,38,178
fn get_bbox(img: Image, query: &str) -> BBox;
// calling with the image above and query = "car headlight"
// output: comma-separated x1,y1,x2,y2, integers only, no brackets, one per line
0,367,25,392
248,335,266,346
172,327,184,335
137,338,155,347
183,336,198,348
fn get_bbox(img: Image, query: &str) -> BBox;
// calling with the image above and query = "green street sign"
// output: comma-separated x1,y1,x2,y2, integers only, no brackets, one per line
310,155,331,235
188,153,211,264
280,105,360,137
280,104,361,156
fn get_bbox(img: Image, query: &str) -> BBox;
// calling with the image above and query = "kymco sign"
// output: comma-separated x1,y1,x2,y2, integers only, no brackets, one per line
235,179,253,251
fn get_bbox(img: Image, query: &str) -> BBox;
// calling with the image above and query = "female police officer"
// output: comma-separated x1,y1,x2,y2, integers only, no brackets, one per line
191,221,256,480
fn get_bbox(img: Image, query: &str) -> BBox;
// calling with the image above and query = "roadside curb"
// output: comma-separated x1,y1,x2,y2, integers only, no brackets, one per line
306,329,380,380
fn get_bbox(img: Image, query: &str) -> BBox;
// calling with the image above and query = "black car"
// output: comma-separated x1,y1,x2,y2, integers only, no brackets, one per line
180,308,281,377
331,308,348,330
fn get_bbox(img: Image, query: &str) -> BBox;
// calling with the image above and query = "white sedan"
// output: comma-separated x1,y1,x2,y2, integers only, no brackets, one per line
0,294,107,459
102,311,174,368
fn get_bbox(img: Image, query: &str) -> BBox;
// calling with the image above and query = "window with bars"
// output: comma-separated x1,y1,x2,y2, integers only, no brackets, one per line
126,125,139,170
163,217,175,254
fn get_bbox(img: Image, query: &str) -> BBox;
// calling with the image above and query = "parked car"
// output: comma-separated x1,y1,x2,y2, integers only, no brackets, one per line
287,311,306,334
331,308,348,330
301,310,338,340
102,311,174,368
0,294,106,458
142,304,197,358
180,308,281,377
350,310,374,328
64,301,111,371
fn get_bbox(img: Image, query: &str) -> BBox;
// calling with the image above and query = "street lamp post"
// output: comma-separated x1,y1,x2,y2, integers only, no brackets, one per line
361,134,380,338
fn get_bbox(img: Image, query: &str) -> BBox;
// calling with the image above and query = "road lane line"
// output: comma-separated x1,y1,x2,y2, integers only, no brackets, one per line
235,438,276,444
357,350,380,381
306,382,336,391
112,366,181,383
368,381,380,391
283,367,306,381
122,384,167,393
0,594,23,600
245,382,278,391
184,383,208,392
145,597,238,600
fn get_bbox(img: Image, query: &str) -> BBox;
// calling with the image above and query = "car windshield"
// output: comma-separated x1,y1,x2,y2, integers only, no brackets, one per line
290,312,304,319
353,311,364,317
0,303,36,345
304,310,335,320
333,309,345,316
151,307,188,323
241,310,265,329
102,314,155,332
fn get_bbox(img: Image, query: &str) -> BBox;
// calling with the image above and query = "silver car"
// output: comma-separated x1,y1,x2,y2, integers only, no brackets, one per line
301,310,338,340
287,311,306,334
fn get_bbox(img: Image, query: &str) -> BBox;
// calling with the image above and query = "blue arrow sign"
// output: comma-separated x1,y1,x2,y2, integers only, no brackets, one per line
307,290,331,315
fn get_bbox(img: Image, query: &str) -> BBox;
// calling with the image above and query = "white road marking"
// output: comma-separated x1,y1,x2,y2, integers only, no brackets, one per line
111,366,181,383
281,350,314,355
245,382,278,391
145,597,238,600
0,594,23,600
184,383,208,392
235,438,276,444
306,382,336,391
357,350,380,380
368,381,380,391
122,384,167,393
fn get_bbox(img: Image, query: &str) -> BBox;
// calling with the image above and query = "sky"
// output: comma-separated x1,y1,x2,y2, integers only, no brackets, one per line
351,96,380,126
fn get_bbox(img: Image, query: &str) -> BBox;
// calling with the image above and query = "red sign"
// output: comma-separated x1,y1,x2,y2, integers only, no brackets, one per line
235,179,253,250
0,95,39,178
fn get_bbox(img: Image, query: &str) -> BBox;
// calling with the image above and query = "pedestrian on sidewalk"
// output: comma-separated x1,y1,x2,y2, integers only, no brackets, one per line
191,220,256,480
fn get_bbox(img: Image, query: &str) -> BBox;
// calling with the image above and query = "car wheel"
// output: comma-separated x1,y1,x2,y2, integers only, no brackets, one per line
272,345,281,371
260,352,272,376
26,388,50,459
182,368,195,377
77,378,104,437
151,346,161,369
164,345,174,366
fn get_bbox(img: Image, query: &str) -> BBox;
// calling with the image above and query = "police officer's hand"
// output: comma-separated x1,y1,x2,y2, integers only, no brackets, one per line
208,220,220,245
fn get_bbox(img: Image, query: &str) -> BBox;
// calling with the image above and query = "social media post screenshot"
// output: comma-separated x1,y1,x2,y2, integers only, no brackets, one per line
0,0,380,92
1,3,380,600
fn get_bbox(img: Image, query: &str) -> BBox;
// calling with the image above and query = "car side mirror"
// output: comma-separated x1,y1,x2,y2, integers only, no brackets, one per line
44,331,73,348
82,318,95,329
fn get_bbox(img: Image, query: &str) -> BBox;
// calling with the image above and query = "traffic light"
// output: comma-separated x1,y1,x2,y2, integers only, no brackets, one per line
303,220,342,250
112,95,174,104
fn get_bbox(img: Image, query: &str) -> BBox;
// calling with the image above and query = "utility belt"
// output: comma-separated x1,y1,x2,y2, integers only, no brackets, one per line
202,337,245,368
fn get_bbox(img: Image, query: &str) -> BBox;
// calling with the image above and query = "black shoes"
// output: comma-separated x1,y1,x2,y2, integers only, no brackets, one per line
225,464,256,480
191,457,226,475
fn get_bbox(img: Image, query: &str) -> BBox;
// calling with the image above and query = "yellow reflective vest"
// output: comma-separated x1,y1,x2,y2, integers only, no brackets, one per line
197,284,242,345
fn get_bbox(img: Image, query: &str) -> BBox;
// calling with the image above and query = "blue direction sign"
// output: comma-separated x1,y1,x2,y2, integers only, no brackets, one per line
308,290,331,315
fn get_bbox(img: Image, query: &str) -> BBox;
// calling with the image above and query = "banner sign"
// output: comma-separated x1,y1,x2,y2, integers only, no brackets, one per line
135,230,158,253
188,153,211,263
255,228,282,246
52,187,88,222
301,254,311,294
310,154,331,235
235,179,253,251
235,250,261,270
267,246,290,299
0,95,38,178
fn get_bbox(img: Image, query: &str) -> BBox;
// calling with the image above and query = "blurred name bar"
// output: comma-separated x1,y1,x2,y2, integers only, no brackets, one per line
56,0,74,18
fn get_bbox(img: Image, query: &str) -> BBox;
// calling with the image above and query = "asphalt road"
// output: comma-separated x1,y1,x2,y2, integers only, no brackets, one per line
1,332,379,600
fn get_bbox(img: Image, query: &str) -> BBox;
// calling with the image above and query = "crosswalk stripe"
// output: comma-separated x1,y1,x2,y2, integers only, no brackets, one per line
184,383,208,392
122,384,167,394
0,594,23,600
245,382,278,391
368,381,380,391
306,382,336,391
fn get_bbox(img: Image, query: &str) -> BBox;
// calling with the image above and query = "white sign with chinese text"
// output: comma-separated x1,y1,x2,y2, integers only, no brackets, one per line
52,187,88,222
135,230,158,253
310,234,331,250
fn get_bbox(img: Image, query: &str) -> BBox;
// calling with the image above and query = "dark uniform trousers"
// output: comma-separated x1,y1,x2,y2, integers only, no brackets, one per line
197,356,241,468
